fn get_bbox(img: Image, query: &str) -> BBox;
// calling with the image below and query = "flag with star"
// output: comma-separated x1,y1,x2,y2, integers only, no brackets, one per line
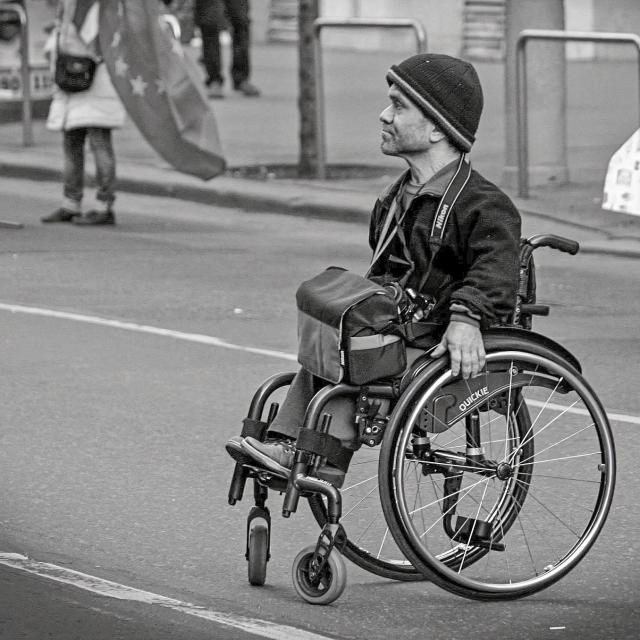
98,0,226,180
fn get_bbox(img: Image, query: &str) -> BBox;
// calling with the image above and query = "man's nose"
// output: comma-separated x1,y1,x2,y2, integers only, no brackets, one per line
379,105,393,123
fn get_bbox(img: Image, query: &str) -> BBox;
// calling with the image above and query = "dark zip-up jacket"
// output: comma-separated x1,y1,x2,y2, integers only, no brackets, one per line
368,166,521,329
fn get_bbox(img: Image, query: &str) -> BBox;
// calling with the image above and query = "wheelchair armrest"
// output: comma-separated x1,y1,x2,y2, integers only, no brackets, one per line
520,303,549,316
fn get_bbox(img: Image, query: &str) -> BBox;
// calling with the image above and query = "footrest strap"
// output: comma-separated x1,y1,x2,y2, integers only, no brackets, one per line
296,429,353,472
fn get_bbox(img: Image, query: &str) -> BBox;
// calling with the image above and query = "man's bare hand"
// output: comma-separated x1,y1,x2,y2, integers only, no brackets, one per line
430,321,485,379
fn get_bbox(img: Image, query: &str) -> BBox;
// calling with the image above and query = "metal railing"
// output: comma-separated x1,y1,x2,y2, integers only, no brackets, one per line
1,1,31,147
516,29,640,198
312,18,427,179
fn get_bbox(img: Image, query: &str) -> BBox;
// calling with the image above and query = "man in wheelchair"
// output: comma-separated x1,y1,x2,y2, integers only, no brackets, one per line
226,53,521,487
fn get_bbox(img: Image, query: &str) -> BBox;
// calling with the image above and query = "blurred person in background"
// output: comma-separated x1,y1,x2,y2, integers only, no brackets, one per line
194,0,260,99
42,0,125,226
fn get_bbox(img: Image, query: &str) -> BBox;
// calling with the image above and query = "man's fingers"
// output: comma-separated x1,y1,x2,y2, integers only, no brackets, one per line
477,346,486,373
467,347,486,378
429,330,486,379
430,340,447,358
460,348,474,379
448,345,461,376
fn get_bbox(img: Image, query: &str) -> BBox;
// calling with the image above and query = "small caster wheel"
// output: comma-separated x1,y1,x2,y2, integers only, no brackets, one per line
292,544,346,605
247,519,269,586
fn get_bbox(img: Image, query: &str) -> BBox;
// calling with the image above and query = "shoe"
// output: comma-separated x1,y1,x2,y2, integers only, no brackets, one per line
234,80,260,97
241,436,295,477
241,436,346,487
73,210,116,226
207,81,224,99
41,207,79,223
225,435,250,464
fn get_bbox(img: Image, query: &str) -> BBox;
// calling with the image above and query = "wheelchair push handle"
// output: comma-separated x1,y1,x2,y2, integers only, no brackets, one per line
526,234,580,255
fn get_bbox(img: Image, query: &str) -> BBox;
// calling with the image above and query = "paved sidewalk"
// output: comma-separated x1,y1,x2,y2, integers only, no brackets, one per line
1,41,640,257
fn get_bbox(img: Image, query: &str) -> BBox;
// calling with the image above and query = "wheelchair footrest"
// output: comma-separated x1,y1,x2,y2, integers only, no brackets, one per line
452,516,505,551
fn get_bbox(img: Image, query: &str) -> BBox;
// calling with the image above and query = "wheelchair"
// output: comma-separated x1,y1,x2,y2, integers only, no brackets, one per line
226,234,616,604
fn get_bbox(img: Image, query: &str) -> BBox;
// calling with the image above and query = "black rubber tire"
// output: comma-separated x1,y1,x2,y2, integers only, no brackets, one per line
292,545,347,605
379,349,615,600
247,522,268,586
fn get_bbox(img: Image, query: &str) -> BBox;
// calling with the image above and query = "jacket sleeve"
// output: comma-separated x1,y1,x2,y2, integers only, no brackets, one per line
449,190,521,327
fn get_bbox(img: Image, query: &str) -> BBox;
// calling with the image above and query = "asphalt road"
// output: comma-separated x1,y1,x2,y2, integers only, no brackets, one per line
1,177,639,640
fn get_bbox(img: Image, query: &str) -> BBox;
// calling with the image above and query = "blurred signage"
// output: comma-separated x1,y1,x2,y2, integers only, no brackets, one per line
0,0,56,101
602,129,640,217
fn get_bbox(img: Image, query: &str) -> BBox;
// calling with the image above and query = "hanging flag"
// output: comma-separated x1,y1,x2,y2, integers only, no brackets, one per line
98,0,226,180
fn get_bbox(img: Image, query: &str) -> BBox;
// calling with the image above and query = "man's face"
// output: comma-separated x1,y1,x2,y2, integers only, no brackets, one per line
379,83,434,157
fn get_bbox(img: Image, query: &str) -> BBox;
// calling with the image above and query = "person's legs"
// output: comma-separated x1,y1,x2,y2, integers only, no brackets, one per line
88,127,116,209
224,0,259,95
200,24,223,84
236,368,358,483
226,369,315,470
223,0,249,87
42,128,85,222
63,127,86,204
73,128,116,226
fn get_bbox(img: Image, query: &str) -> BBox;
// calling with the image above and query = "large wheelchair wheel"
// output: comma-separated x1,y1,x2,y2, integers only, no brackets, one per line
379,348,616,600
308,446,423,582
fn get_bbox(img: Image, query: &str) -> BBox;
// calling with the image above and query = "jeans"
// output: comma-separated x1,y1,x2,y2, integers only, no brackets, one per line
200,0,250,87
63,127,116,208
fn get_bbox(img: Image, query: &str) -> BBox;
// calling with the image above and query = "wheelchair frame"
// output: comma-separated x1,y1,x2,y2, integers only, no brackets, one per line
226,234,616,604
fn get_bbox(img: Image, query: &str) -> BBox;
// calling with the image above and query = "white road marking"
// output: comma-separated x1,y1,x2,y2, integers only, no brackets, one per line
527,399,640,425
0,553,334,640
0,302,297,362
1,302,639,426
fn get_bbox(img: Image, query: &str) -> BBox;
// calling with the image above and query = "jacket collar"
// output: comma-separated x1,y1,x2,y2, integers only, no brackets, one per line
418,158,462,197
381,157,462,206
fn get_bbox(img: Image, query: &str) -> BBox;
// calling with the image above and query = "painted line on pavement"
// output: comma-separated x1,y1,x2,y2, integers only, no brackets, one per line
0,553,334,640
527,399,640,426
0,302,297,362
2,302,638,426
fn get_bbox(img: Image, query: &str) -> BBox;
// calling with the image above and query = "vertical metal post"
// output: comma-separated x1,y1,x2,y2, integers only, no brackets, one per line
515,29,640,199
515,36,529,198
0,3,28,228
2,3,32,146
312,18,427,180
312,24,327,179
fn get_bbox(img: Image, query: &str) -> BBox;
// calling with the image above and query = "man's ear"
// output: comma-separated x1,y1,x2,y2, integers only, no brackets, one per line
429,126,447,143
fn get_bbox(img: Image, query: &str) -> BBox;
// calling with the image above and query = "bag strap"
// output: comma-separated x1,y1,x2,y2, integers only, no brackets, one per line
55,5,103,62
382,319,436,342
366,183,408,277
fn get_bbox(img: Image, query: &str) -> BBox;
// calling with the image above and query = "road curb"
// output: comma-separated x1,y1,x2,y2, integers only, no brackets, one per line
3,158,640,257
0,159,372,225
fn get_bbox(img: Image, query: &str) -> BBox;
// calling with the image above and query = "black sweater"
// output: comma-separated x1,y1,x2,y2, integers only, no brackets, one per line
368,168,522,329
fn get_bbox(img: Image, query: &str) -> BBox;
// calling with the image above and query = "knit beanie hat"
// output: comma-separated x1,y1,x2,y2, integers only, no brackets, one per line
386,53,483,152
